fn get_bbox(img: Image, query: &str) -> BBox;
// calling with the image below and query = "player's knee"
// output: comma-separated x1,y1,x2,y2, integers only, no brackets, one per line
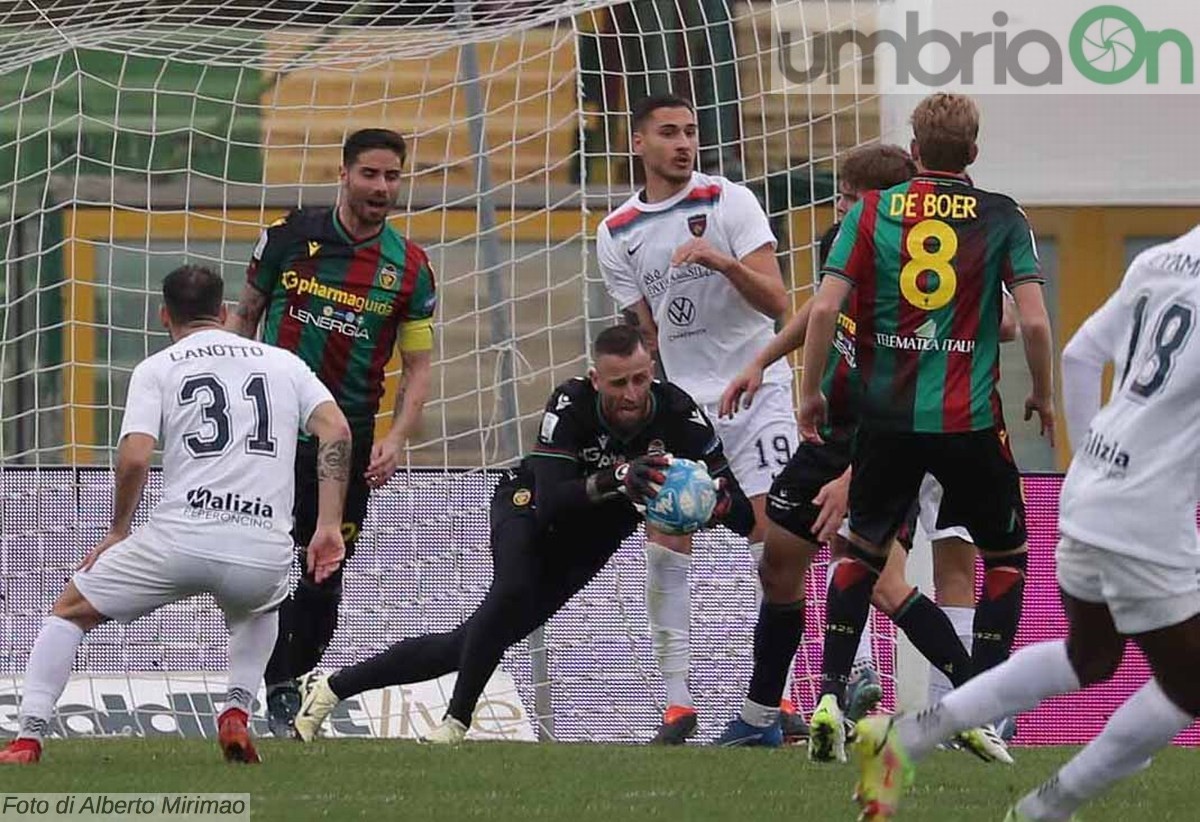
932,540,976,606
872,580,914,616
979,551,1026,602
759,532,813,602
1066,633,1123,686
51,584,106,631
833,546,886,593
1153,672,1200,718
758,557,800,602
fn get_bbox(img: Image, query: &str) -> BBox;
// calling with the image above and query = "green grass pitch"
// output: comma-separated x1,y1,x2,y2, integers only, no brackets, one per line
0,739,1195,820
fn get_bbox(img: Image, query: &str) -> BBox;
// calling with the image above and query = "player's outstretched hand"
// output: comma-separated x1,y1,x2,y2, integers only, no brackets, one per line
797,391,827,444
366,437,402,489
719,366,763,419
1023,393,1056,447
621,453,670,502
812,468,850,545
77,530,127,572
671,237,734,273
307,525,346,584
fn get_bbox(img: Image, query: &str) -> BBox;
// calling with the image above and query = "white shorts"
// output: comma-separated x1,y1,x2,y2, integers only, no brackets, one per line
73,524,290,625
918,474,973,544
1056,535,1200,635
708,381,799,498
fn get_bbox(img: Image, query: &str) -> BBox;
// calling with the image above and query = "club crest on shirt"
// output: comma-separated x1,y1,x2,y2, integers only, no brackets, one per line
380,264,398,290
512,488,532,507
687,214,707,237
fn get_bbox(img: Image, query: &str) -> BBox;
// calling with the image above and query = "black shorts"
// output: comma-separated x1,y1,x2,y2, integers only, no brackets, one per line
293,433,373,558
849,427,1026,553
766,435,853,542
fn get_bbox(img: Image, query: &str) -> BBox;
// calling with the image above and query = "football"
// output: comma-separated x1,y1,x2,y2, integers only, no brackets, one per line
643,457,718,535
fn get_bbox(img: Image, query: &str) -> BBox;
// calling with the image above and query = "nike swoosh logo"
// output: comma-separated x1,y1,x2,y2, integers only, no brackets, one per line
628,243,642,255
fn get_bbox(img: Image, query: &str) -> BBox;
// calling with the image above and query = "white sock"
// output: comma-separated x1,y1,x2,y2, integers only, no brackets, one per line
740,698,779,728
853,614,874,674
645,541,693,708
898,640,1080,760
225,611,279,715
18,616,86,740
928,606,973,704
1016,679,1191,821
828,560,875,672
749,541,765,611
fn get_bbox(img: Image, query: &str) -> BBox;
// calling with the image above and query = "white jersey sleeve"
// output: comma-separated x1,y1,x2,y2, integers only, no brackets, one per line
118,360,164,441
597,221,644,310
716,181,777,260
1061,292,1123,451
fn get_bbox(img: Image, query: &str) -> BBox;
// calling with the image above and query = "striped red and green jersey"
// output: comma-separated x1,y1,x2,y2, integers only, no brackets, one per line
816,221,860,440
246,207,437,433
822,172,1042,433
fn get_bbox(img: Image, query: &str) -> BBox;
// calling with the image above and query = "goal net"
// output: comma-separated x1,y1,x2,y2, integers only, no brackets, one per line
0,0,889,743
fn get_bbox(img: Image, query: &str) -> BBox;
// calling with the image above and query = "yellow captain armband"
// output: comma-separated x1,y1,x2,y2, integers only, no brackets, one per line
398,318,434,352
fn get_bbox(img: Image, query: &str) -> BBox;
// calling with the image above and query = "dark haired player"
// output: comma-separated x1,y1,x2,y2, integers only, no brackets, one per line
292,325,755,744
227,128,437,736
0,265,349,764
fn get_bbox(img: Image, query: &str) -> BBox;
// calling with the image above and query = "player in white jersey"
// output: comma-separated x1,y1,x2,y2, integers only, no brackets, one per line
597,93,794,743
0,265,350,765
852,229,1200,820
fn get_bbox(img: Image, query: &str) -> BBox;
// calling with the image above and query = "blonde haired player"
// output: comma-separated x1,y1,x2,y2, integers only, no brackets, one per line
597,93,795,743
0,266,349,764
854,226,1200,821
802,91,1054,788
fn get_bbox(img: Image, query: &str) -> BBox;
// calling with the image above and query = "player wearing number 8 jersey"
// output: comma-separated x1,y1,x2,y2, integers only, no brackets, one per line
799,95,1055,809
847,230,1200,822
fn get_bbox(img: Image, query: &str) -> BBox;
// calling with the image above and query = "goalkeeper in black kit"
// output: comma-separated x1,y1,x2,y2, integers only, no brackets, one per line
292,324,753,743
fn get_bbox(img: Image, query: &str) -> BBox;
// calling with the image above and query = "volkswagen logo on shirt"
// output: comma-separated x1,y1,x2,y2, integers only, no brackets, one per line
667,296,696,326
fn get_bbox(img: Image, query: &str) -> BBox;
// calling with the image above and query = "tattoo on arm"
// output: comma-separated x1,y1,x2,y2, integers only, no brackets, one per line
317,439,351,482
232,287,267,332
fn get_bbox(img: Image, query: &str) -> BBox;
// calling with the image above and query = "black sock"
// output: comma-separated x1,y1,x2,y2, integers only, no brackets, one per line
820,553,884,707
891,589,972,687
747,600,805,710
973,556,1027,676
263,595,296,687
286,572,344,678
329,630,462,700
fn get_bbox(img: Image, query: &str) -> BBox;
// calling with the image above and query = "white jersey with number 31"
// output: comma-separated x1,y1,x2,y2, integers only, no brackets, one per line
119,328,334,570
1060,227,1200,567
596,172,790,406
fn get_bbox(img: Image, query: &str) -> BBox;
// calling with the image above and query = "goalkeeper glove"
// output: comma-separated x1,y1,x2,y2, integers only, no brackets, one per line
587,453,670,503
